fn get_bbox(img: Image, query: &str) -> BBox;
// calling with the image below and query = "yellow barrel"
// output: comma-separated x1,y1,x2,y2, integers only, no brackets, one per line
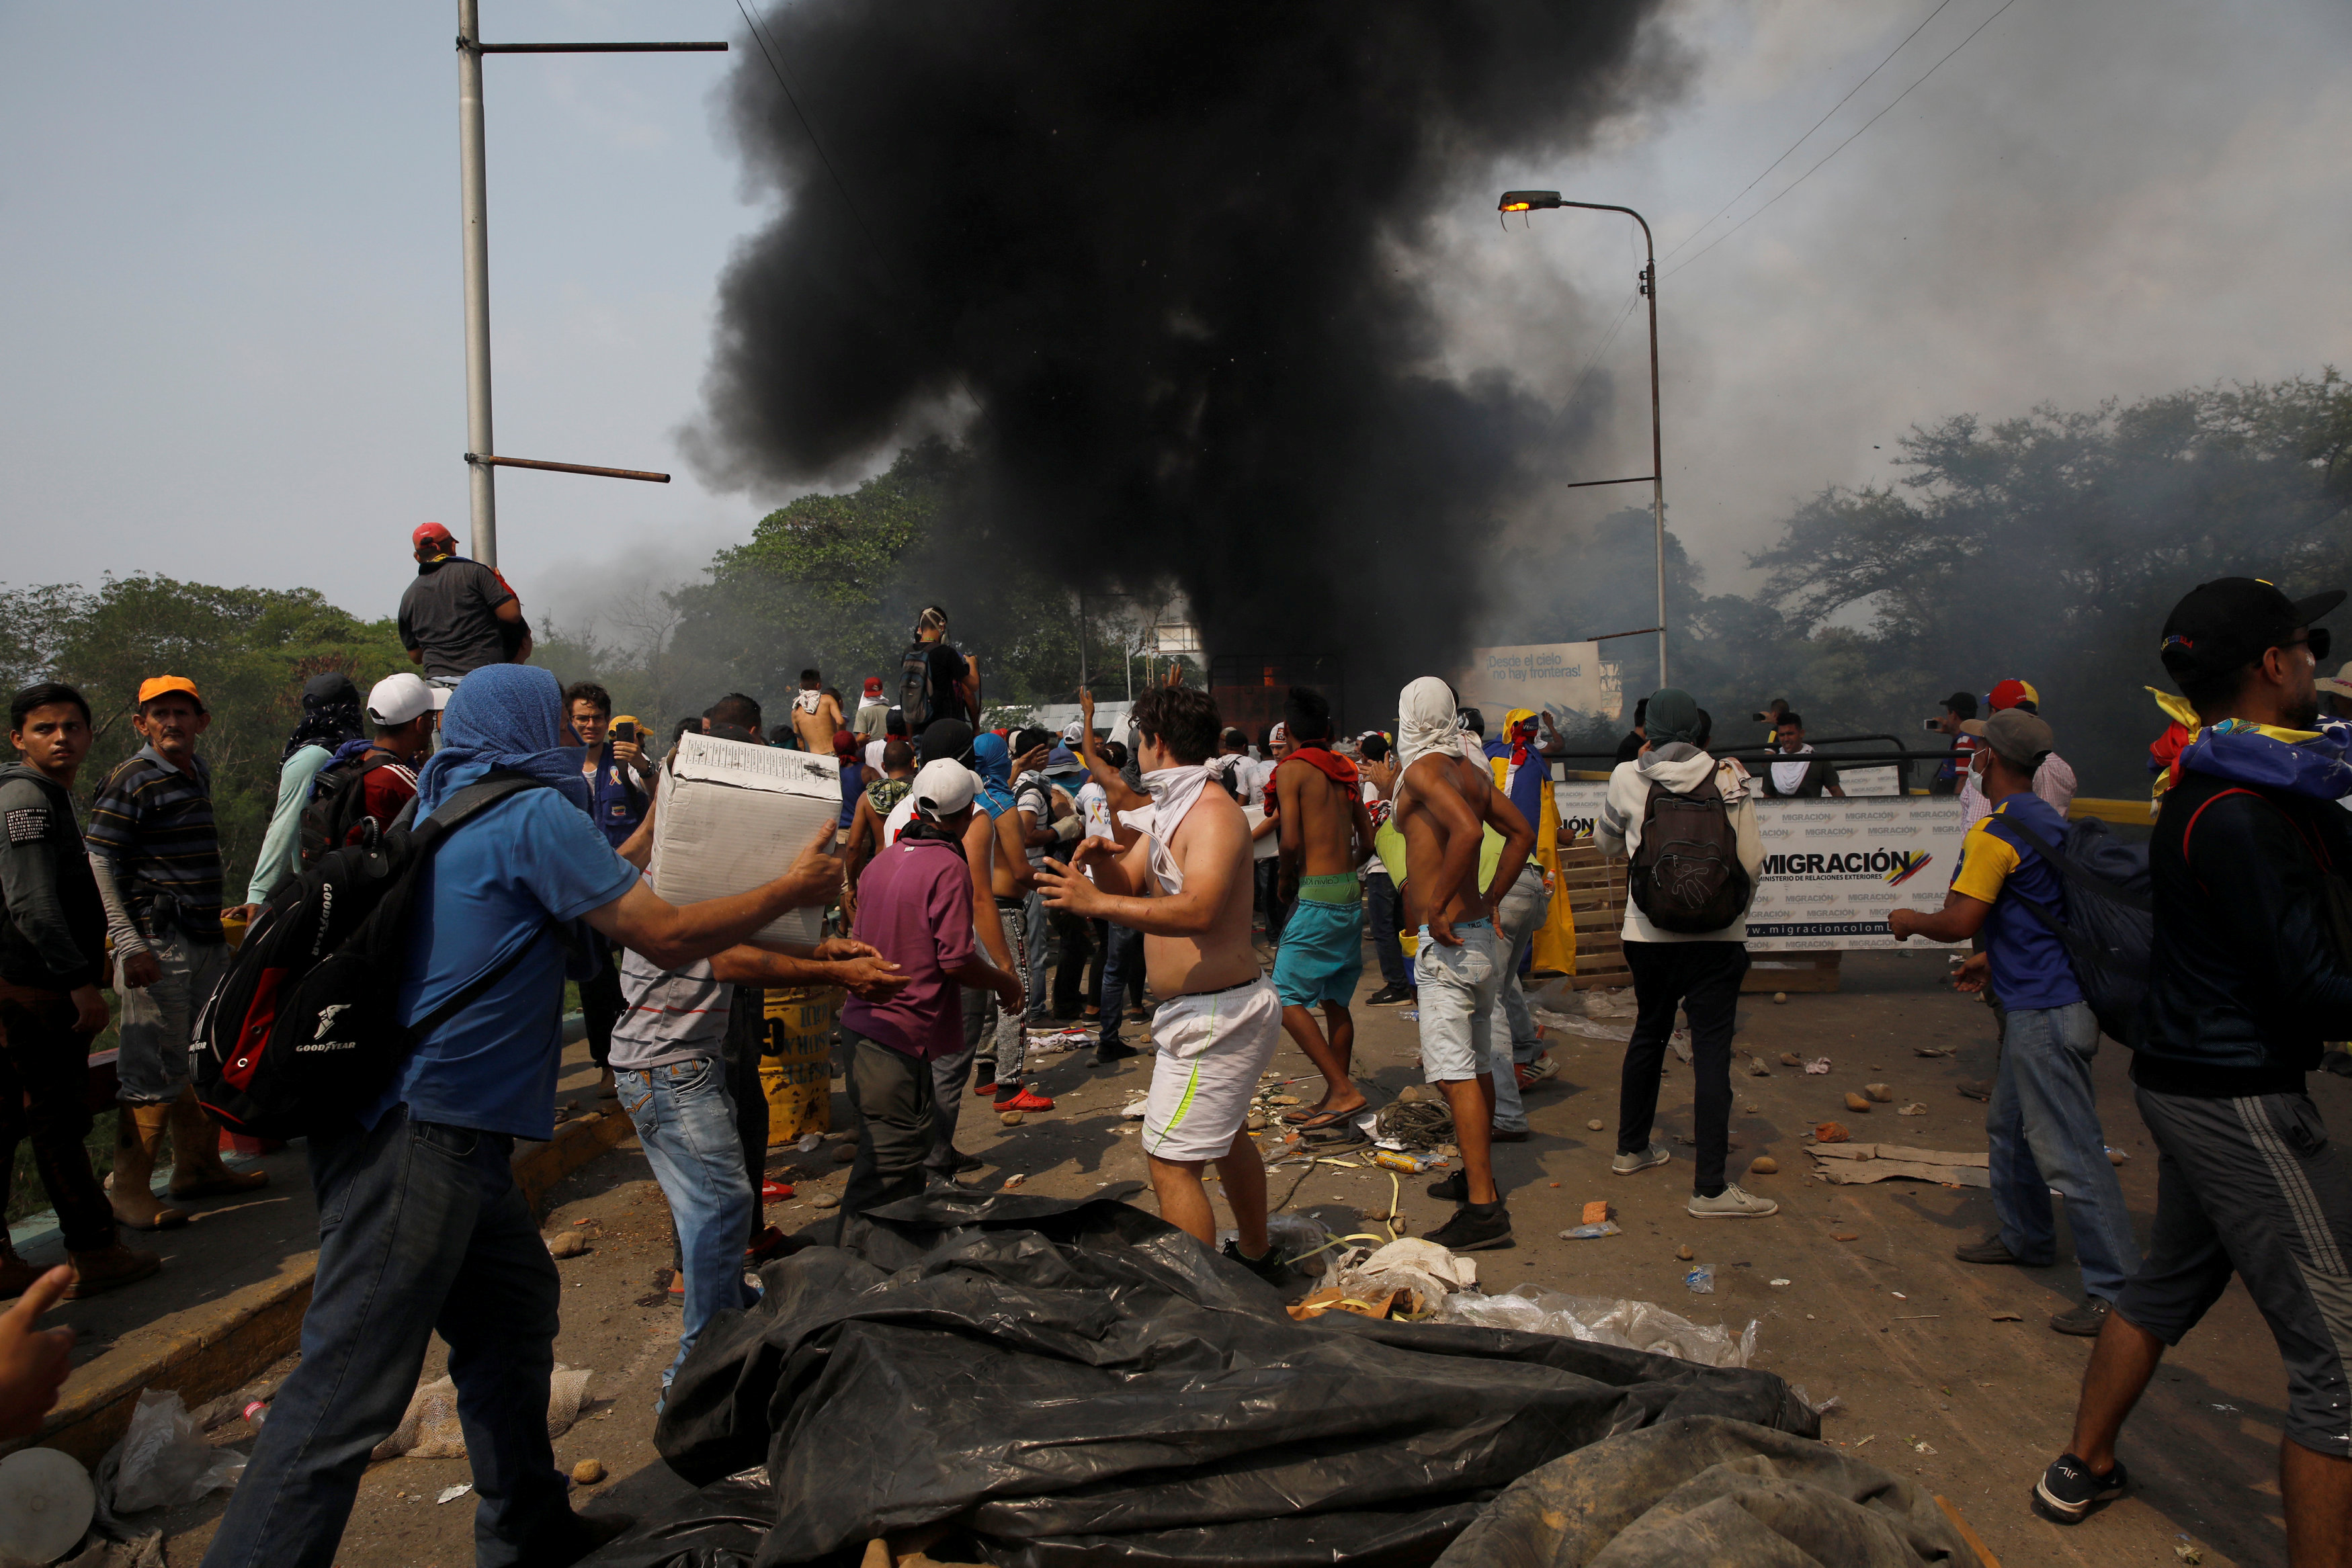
758,986,841,1145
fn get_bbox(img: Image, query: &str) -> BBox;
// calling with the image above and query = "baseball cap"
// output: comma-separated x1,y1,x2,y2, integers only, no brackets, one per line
917,717,976,767
1044,744,1082,773
2320,661,2352,699
2161,577,2344,680
831,730,858,760
862,677,884,696
136,675,203,709
367,672,446,727
1960,709,2055,771
911,757,976,820
1986,679,2040,712
1939,691,1978,720
1060,720,1087,745
412,522,456,550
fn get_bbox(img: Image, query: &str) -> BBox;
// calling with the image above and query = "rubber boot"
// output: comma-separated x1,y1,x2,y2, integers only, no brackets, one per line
0,1238,42,1300
166,1088,267,1201
108,1106,190,1231
66,1242,163,1301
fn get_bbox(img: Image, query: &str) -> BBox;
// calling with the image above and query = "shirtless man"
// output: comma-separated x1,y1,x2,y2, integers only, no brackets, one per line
788,668,845,754
1037,685,1296,1290
1390,676,1536,1252
1267,689,1379,1132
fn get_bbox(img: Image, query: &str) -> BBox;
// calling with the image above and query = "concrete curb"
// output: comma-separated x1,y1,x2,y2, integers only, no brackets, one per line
11,1107,635,1468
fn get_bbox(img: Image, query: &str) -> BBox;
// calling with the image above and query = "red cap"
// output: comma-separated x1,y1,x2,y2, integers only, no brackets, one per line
413,522,456,550
862,677,884,695
832,730,859,758
1986,679,2035,711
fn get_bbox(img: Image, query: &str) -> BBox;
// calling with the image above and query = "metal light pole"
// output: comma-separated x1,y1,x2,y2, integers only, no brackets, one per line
450,7,724,572
458,0,497,566
1500,191,1668,689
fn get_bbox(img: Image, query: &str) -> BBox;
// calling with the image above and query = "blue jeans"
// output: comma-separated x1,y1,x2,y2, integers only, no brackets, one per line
1363,872,1411,990
1098,922,1146,1049
202,1106,585,1568
1023,888,1051,1022
1988,1001,2139,1301
617,1059,757,1390
1489,869,1552,1135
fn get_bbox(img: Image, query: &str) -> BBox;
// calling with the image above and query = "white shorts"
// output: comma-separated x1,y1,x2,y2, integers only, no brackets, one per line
1142,976,1282,1162
1415,920,1499,1083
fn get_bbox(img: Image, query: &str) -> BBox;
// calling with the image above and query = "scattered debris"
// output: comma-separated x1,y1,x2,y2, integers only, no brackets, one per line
1831,1231,1858,1242
1809,1143,1991,1188
1843,1092,1873,1113
1675,1244,1694,1261
1913,1047,1953,1058
1812,1123,1851,1143
2175,1544,2203,1565
547,1230,590,1259
571,1458,605,1486
1745,1056,1771,1077
1898,1102,1928,1116
1770,1278,1791,1287
1534,1009,1632,1042
1267,1094,1300,1106
999,1111,1025,1127
810,1192,840,1210
1990,1311,2023,1321
1749,1156,1779,1175
1773,992,1789,1004
375,1368,592,1461
1443,1291,1759,1367
1779,1052,1803,1067
1956,1079,1991,1102
1121,1098,1148,1119
1790,1387,1845,1417
101,1389,246,1514
1289,1287,1411,1322
1587,1119,1605,1131
1001,1174,1026,1189
2107,1146,2131,1166
1685,1264,1715,1295
1912,1441,1936,1456
1742,1102,1760,1113
437,1483,473,1505
1804,1057,1831,1074
1863,1084,1893,1103
1562,1222,1622,1240
2210,1403,2238,1413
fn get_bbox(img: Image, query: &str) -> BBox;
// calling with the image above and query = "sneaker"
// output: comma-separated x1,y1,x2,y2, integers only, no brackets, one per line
1222,1238,1306,1296
1687,1184,1779,1219
995,1087,1056,1113
1956,1078,1992,1102
1955,1233,2049,1266
972,1078,999,1098
933,1147,984,1174
743,1224,788,1260
1366,984,1413,1006
1424,1201,1515,1251
2032,1453,2128,1524
760,1178,795,1203
2050,1297,2113,1337
1427,1171,1467,1202
1094,1041,1141,1064
1514,1052,1559,1092
1491,1127,1530,1143
1611,1143,1671,1176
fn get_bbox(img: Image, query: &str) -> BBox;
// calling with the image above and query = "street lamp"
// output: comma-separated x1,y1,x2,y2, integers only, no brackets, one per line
1499,189,1669,689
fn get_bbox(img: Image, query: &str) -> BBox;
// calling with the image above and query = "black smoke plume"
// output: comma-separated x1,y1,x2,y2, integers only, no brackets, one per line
688,4,1682,712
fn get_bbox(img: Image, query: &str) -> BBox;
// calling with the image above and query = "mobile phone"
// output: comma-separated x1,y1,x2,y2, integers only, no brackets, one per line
1921,717,1944,733
613,720,638,746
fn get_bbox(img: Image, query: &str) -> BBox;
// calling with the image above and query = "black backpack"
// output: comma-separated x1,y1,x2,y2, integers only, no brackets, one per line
1999,813,2154,1044
192,773,548,1139
1627,769,1752,934
898,642,936,732
297,752,400,870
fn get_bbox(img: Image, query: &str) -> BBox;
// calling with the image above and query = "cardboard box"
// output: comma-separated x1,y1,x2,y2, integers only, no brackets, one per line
650,732,841,947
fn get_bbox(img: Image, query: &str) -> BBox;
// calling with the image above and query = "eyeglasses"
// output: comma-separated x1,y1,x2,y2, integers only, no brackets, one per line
2289,628,2334,664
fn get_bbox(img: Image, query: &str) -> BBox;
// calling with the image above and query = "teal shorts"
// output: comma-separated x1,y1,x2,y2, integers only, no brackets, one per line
1272,895,1366,1008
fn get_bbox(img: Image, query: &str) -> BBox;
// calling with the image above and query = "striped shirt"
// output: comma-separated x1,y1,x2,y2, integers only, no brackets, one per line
86,745,224,942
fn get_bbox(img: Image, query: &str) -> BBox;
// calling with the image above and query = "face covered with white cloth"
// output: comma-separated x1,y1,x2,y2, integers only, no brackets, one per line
1396,677,1462,773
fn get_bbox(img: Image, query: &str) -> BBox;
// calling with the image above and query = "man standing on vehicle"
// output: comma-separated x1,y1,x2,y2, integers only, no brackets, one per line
2029,579,2352,1559
902,607,980,728
86,677,266,1233
203,664,849,1568
1392,677,1536,1253
1890,707,2135,1336
1036,685,1296,1289
1,685,161,1298
398,523,529,680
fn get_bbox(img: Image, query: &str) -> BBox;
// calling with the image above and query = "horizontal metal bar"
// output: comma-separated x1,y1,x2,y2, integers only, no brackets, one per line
476,41,728,54
1560,474,1656,489
1583,626,1661,642
465,453,670,483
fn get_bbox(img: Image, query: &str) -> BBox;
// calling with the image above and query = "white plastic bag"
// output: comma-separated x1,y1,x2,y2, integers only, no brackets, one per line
100,1389,245,1514
1437,1290,1760,1368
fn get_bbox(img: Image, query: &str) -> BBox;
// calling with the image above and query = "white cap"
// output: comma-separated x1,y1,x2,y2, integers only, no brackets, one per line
368,672,446,728
1060,719,1086,744
911,758,977,821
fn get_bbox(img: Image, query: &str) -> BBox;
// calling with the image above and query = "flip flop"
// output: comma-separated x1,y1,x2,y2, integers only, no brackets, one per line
1281,1104,1368,1131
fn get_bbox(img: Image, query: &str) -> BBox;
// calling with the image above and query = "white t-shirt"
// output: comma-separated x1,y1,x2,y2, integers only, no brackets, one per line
1359,778,1384,875
882,793,917,849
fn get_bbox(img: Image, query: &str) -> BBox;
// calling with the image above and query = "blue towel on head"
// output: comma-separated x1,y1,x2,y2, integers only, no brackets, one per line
414,664,592,818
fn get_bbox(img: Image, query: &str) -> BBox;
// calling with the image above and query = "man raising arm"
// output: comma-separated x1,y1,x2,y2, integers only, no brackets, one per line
1036,684,1296,1291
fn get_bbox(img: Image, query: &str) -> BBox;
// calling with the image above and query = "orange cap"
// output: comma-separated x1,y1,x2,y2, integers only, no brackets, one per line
136,675,203,707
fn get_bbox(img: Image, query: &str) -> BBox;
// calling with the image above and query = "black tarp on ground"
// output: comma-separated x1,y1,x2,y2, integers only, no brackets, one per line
599,1192,1816,1568
1433,1415,1974,1567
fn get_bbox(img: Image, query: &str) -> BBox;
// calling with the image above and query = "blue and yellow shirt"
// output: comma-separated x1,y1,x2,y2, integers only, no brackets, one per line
1950,792,2083,1012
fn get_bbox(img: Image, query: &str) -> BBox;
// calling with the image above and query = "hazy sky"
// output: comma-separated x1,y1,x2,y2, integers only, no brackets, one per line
4,0,2345,631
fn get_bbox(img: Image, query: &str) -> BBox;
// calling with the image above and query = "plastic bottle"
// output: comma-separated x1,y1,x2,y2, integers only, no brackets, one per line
1684,1264,1716,1295
242,1399,269,1430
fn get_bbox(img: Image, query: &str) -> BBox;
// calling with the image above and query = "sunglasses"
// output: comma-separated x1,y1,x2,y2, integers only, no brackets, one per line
2290,628,2334,664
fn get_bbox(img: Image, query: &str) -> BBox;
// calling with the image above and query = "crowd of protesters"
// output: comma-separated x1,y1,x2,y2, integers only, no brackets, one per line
4,515,2351,1565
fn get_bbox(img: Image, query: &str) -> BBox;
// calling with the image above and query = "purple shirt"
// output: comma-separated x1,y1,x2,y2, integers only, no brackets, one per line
841,835,974,1060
